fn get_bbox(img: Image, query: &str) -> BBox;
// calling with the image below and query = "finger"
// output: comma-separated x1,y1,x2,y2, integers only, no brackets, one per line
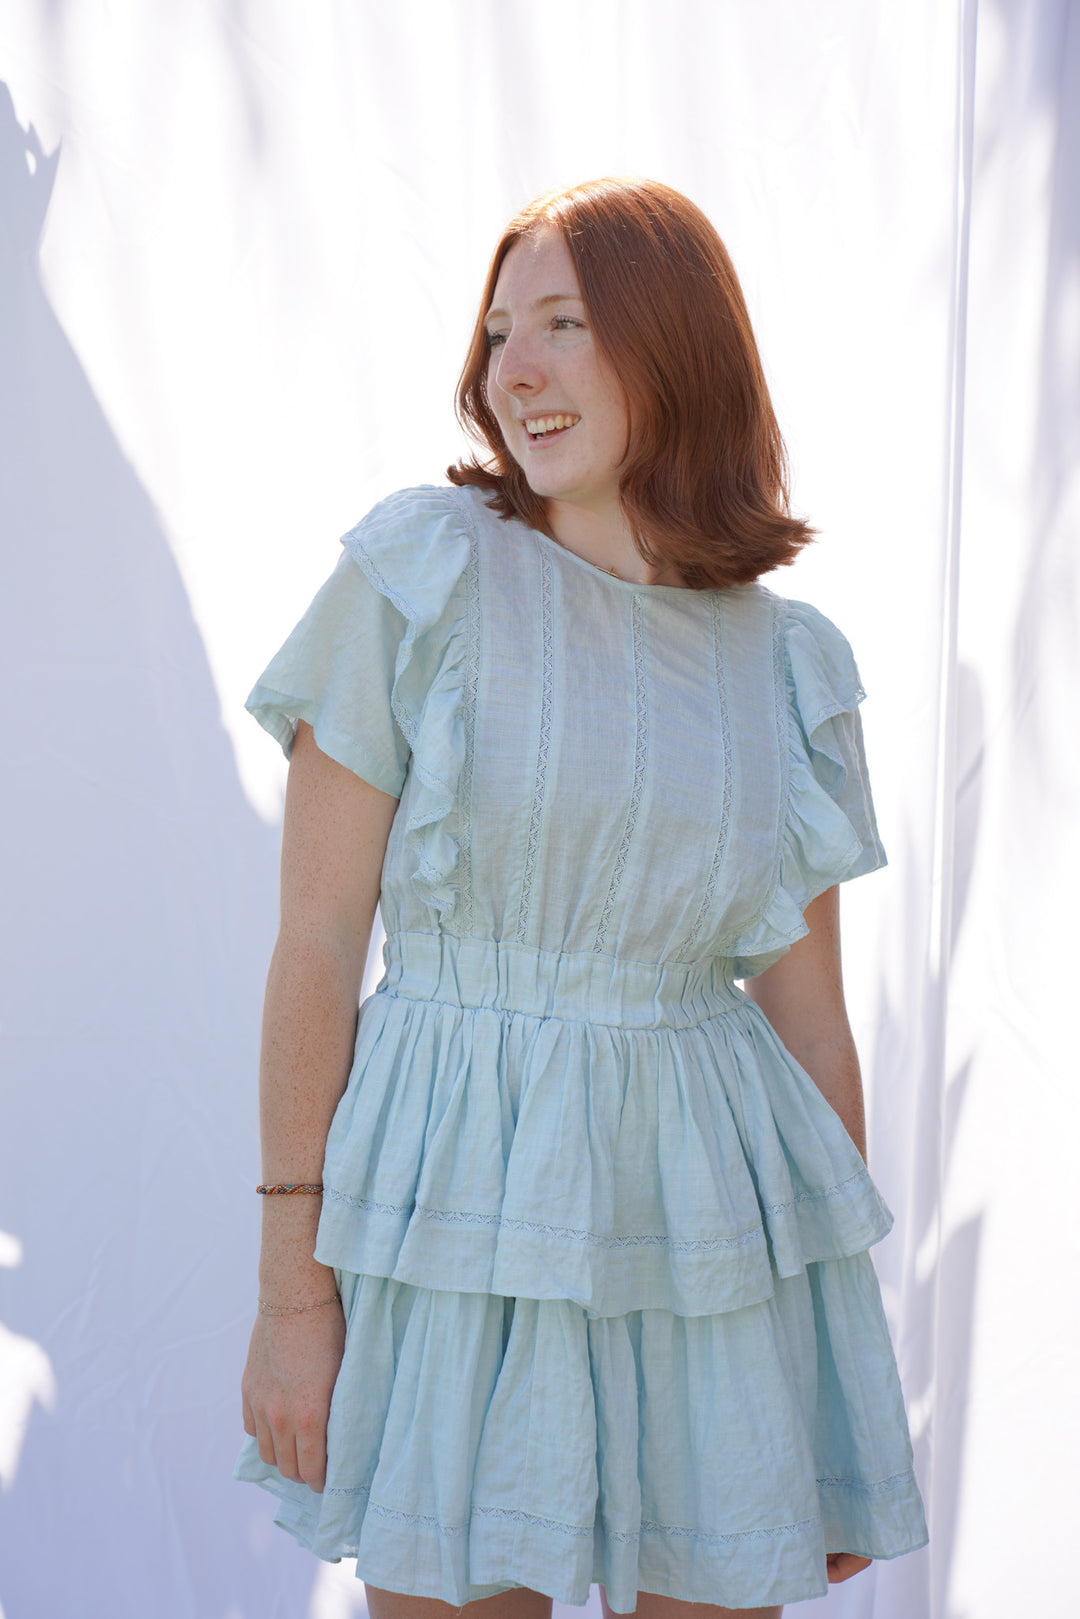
253,1412,278,1472
271,1425,302,1484
242,1390,257,1438
296,1423,329,1494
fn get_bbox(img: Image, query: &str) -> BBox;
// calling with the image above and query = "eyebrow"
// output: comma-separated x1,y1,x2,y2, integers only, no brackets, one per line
483,293,584,323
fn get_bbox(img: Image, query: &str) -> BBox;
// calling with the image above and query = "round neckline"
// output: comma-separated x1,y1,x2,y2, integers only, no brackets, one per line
526,521,710,597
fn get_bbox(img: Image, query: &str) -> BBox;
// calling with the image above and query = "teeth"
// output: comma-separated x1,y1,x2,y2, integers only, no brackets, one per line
525,414,580,435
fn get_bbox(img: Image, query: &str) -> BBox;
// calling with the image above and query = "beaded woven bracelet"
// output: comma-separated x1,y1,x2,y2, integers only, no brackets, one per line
256,1183,324,1195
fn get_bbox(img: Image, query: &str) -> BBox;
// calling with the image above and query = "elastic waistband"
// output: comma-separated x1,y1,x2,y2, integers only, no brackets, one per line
377,932,744,1030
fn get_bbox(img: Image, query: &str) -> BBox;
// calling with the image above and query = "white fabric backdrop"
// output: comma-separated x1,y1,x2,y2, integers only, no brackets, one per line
1,3,1076,1616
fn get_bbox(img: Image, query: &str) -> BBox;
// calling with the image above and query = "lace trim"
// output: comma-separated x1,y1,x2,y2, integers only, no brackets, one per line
346,529,414,633
457,519,482,935
761,1167,873,1213
817,1468,917,1495
516,548,553,944
636,1513,819,1547
318,1482,909,1535
746,592,789,939
320,1498,592,1542
324,1188,413,1219
472,1503,593,1540
324,1169,873,1240
709,591,791,954
676,594,733,956
316,1488,821,1550
325,1186,794,1252
594,593,648,952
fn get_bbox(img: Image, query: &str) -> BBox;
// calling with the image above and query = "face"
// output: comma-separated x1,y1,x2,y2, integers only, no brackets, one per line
484,227,630,521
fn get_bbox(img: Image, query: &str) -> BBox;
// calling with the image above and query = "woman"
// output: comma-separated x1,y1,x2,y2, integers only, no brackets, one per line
235,177,929,1617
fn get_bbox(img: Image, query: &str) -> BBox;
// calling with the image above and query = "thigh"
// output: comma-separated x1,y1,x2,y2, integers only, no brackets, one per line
364,1584,554,1619
600,1588,781,1619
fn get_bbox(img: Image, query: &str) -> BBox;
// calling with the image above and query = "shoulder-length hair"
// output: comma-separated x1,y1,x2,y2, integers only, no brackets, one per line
447,177,815,590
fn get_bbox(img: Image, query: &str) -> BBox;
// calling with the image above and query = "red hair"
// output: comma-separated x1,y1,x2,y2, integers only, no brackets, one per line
447,177,814,590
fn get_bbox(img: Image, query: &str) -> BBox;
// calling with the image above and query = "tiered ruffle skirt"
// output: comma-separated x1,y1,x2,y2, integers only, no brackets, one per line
235,936,928,1610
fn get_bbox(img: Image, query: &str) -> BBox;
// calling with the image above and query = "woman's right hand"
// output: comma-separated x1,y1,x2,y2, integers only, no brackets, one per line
241,1297,346,1493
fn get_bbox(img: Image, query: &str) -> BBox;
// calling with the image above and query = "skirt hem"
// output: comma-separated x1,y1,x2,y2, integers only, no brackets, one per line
235,1454,927,1611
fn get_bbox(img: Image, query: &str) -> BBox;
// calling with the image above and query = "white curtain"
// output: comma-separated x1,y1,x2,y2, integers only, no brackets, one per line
1,3,1076,1616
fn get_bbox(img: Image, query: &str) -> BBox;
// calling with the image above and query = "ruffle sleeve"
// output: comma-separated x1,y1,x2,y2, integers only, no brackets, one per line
729,598,888,979
245,546,413,798
245,485,472,916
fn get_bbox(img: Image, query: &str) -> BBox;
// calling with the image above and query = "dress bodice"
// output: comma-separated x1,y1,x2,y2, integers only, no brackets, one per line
244,483,893,1320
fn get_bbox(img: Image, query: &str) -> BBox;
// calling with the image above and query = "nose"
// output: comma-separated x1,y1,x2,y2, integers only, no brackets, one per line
491,327,544,398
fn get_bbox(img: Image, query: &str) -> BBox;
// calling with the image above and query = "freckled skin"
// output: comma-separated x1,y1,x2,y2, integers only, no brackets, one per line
485,228,630,513
240,723,398,1493
484,228,684,588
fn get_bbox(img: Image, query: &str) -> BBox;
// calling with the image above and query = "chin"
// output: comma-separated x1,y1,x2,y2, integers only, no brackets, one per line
520,469,592,503
515,469,565,501
523,477,566,501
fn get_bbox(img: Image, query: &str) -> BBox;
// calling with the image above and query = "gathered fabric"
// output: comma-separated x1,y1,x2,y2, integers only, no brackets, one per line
235,483,928,1610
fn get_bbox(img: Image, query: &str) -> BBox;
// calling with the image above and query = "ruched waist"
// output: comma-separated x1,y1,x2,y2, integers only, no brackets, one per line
376,931,745,1030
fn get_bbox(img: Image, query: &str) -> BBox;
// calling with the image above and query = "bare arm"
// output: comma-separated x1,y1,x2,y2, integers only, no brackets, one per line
743,885,867,1163
241,719,400,1490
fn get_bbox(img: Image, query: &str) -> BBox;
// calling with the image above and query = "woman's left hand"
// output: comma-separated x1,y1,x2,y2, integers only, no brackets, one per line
826,1552,873,1583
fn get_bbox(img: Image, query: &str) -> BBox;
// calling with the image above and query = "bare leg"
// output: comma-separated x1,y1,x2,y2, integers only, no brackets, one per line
600,1587,781,1619
364,1584,554,1619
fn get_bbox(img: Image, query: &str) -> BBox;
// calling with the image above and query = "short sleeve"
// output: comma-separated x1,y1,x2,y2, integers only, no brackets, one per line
245,548,412,798
246,485,474,920
729,598,888,978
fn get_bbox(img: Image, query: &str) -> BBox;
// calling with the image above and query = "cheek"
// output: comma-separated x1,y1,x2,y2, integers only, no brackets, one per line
583,371,629,446
486,353,506,404
596,402,630,458
492,400,525,460
488,380,513,435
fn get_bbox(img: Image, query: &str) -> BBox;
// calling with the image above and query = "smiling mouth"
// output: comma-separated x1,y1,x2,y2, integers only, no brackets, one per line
524,413,581,439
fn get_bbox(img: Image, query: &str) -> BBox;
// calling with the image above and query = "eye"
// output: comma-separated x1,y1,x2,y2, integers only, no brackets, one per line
484,329,507,350
551,315,584,332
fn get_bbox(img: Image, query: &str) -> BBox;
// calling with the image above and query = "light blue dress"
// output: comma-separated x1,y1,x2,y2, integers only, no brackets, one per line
234,483,928,1610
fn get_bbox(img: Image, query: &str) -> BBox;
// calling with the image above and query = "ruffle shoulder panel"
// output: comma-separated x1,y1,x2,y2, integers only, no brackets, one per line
341,485,473,921
245,484,472,920
727,597,888,978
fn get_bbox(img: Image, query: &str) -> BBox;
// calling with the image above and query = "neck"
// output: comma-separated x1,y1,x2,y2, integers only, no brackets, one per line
545,498,681,587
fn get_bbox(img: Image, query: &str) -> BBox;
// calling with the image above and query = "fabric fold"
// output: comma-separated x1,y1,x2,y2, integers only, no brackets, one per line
727,598,889,978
